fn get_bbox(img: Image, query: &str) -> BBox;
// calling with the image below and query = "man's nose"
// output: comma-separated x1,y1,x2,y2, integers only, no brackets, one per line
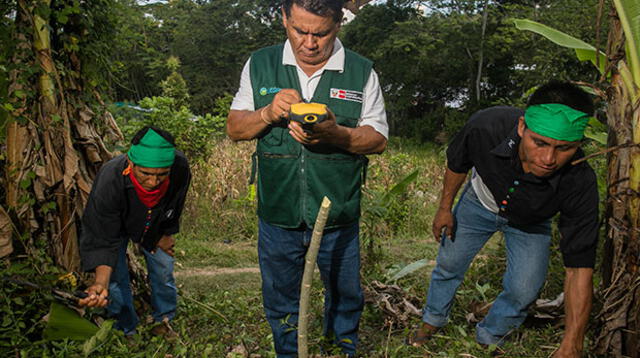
304,34,317,49
149,175,160,187
541,147,556,165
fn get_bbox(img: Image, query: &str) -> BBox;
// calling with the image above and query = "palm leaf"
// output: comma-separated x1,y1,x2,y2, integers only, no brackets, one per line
514,19,607,74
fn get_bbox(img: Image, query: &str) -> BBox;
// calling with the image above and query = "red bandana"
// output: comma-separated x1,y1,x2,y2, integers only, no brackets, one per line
126,167,170,208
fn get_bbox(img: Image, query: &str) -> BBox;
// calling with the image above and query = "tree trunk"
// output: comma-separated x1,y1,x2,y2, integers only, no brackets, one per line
596,4,640,357
4,0,124,272
475,0,489,103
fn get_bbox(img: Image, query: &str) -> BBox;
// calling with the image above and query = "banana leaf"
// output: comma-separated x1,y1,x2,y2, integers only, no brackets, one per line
83,320,114,356
43,302,99,341
514,19,607,74
613,0,640,85
584,117,608,145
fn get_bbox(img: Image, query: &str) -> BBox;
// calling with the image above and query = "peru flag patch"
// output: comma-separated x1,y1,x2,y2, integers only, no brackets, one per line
330,88,363,103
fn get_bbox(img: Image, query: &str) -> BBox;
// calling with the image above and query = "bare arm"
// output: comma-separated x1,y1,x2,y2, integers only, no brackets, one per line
553,267,593,358
226,108,271,141
227,89,302,141
328,124,387,155
431,167,468,241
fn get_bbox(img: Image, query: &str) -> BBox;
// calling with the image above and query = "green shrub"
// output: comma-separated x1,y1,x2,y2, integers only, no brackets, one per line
111,95,231,162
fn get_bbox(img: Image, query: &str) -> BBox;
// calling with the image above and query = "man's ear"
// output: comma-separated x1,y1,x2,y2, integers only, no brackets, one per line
282,7,288,27
517,116,526,137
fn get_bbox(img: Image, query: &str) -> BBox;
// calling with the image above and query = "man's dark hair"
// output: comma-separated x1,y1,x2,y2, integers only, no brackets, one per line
527,81,594,115
131,126,176,146
282,0,344,24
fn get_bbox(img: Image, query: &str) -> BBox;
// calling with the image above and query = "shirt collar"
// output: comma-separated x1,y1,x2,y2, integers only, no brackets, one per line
490,124,564,189
490,125,520,159
282,38,345,73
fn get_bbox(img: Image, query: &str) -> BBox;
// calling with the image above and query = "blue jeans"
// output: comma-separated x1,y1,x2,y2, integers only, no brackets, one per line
107,239,177,335
258,219,363,358
422,184,551,345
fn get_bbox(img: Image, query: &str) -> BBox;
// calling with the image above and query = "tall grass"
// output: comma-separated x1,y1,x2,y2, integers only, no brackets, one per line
182,139,257,241
180,136,445,271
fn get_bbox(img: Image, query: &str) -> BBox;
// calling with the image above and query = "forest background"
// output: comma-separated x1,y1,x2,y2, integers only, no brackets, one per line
0,0,630,357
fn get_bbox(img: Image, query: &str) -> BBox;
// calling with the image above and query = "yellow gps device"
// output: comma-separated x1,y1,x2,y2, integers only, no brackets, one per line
289,103,328,125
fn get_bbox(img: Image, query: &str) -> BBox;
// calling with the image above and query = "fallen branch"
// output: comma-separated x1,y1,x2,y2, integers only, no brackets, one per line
572,142,639,165
362,280,422,328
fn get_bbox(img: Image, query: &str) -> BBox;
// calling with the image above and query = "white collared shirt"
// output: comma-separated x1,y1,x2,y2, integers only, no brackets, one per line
230,38,389,138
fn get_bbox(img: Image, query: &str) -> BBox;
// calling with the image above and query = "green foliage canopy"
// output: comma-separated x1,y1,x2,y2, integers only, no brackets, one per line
106,0,284,114
80,0,608,141
341,0,605,139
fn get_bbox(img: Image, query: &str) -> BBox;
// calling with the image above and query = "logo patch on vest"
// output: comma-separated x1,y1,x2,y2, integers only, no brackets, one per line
330,88,363,103
259,87,281,96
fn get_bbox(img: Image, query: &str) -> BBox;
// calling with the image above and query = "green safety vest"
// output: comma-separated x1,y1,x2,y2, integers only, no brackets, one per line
250,44,373,229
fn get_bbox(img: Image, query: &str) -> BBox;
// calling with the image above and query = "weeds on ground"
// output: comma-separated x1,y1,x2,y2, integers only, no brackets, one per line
173,136,600,357
2,137,606,357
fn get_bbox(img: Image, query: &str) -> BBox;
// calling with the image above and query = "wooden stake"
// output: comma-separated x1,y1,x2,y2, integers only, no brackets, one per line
298,196,332,358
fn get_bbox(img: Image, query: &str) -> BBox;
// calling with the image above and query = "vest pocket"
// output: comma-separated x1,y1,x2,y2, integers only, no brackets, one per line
256,153,302,227
330,101,362,128
305,155,363,227
260,126,285,147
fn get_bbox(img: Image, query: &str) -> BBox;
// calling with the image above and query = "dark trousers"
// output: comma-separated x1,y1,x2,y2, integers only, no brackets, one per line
258,219,363,357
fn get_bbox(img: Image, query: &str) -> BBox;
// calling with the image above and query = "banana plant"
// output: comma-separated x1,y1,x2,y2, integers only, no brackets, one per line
513,18,608,75
514,2,639,100
515,2,639,355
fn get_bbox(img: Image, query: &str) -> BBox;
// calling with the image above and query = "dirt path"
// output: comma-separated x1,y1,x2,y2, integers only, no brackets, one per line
175,267,260,277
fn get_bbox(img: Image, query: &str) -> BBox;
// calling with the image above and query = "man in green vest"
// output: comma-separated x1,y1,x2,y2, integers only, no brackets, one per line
227,1,388,356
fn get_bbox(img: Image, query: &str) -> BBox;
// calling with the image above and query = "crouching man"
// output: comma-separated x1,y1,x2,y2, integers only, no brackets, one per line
410,82,599,358
78,126,191,338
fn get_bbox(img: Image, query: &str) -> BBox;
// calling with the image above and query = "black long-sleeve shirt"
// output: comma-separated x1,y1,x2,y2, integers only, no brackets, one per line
79,152,191,271
446,106,599,268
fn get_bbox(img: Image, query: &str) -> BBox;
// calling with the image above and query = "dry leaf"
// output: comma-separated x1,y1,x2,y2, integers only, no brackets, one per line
0,208,14,258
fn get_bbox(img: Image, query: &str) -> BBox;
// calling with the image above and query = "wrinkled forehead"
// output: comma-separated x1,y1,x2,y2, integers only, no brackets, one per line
134,165,171,174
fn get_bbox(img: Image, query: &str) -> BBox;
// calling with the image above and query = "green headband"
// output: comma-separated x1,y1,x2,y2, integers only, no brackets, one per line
127,129,175,168
524,103,590,142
